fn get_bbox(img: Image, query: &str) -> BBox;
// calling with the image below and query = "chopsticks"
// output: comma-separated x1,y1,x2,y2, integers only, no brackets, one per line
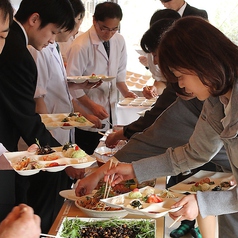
169,215,182,228
40,234,57,238
103,159,118,199
98,131,106,136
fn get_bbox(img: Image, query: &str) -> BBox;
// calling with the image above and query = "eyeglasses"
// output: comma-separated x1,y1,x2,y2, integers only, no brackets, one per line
160,0,172,2
97,22,119,33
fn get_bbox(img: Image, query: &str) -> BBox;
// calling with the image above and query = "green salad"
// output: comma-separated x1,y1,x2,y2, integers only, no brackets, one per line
60,218,155,238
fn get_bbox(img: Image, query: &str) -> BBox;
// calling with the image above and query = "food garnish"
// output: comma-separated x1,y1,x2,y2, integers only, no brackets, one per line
35,138,55,155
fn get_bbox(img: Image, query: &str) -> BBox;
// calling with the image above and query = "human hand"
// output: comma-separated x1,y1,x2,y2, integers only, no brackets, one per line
84,114,102,129
142,86,158,99
75,163,109,196
105,129,126,148
124,91,138,99
169,194,199,221
91,104,109,120
105,132,120,148
0,204,41,238
65,167,85,180
138,56,148,68
104,163,135,186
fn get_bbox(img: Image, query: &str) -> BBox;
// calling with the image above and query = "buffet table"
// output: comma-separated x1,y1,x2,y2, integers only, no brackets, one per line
48,177,167,237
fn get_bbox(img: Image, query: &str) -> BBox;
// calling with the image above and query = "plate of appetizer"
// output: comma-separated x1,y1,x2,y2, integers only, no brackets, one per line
40,112,94,130
67,74,115,83
168,170,236,194
4,142,96,176
57,217,156,238
100,186,183,218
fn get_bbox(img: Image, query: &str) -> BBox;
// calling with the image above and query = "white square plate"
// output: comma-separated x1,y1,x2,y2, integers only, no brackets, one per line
101,186,183,218
168,170,235,194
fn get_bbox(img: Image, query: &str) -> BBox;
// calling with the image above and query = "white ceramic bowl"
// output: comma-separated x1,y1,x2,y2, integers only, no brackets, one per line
75,197,128,218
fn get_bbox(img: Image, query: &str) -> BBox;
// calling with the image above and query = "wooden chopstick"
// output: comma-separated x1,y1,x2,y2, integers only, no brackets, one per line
169,215,182,228
40,233,57,238
103,159,113,199
98,131,106,136
105,161,119,198
101,159,118,211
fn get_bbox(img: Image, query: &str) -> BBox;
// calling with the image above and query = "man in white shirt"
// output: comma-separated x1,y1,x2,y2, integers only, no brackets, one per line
66,2,137,154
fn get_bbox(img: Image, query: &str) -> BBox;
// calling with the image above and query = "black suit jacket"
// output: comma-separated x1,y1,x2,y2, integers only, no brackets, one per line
183,3,208,20
0,21,69,233
0,21,60,151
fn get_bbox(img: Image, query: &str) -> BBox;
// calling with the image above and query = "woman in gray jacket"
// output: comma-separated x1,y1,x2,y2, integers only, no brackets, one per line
102,16,238,235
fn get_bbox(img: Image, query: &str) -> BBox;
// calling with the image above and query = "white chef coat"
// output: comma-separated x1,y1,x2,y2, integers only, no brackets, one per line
28,43,73,144
66,26,127,131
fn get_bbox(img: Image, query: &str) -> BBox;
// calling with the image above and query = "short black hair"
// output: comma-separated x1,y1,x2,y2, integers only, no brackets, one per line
15,0,75,32
69,0,85,19
149,9,180,26
94,2,122,21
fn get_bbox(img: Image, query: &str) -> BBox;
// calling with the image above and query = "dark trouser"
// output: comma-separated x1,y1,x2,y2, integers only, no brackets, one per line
0,170,15,221
75,128,103,155
15,170,72,233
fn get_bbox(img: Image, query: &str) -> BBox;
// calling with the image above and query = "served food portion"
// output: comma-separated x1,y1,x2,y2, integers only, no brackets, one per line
4,142,95,176
168,170,236,194
40,112,94,130
101,186,183,218
67,74,115,83
74,181,130,218
57,217,156,238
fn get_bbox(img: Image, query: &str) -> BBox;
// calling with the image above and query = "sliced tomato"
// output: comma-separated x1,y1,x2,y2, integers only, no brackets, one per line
75,145,80,150
201,177,210,184
47,162,60,167
63,122,71,126
147,194,163,203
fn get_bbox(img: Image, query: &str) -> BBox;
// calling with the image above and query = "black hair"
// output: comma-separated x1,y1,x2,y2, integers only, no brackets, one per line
94,2,122,21
0,0,13,25
15,0,75,32
69,0,85,19
149,9,180,26
141,18,179,53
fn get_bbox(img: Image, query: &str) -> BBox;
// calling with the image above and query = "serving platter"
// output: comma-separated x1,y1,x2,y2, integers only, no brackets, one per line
56,217,156,238
4,145,95,176
40,113,94,130
168,170,235,194
67,75,115,83
100,186,183,218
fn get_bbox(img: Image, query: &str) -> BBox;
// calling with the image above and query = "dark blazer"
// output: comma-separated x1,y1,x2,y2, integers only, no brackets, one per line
0,21,70,233
183,3,208,20
0,21,60,151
